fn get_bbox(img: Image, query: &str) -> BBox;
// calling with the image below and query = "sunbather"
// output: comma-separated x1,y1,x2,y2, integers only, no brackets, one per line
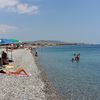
0,67,29,76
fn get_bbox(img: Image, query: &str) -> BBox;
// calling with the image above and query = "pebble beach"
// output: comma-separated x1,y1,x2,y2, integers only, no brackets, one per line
0,48,62,100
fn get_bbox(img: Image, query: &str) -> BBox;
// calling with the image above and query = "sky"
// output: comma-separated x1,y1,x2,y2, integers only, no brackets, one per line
0,0,100,43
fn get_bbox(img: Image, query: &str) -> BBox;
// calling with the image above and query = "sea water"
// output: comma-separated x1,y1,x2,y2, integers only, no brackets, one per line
37,45,100,100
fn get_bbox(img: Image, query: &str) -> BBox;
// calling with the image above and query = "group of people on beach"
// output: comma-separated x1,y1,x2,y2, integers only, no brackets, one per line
0,50,30,77
71,53,80,63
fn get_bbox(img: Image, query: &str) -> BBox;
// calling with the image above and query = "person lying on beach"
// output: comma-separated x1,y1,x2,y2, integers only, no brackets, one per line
0,67,29,77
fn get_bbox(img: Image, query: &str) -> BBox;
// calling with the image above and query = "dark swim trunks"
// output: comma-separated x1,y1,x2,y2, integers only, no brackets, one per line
0,70,6,73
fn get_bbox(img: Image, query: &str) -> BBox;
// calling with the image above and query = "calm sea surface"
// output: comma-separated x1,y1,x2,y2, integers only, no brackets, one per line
37,45,100,100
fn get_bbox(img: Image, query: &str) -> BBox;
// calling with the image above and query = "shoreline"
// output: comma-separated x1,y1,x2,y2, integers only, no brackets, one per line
0,47,64,100
31,48,65,100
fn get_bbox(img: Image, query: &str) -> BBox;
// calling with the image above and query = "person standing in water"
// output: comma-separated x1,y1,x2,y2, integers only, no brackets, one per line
71,58,75,62
71,53,80,63
75,53,80,62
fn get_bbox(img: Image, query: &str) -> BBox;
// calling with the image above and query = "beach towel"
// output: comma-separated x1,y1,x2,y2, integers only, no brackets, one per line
17,73,31,77
4,65,15,69
0,71,31,77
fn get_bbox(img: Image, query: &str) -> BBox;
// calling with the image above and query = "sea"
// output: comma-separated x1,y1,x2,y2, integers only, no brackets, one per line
37,45,100,100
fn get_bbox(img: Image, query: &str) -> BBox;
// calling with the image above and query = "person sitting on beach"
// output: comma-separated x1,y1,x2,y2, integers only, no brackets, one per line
1,51,9,65
0,67,29,77
35,51,38,57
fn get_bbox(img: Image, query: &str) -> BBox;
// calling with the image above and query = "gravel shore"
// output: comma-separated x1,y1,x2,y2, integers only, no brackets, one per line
0,49,63,100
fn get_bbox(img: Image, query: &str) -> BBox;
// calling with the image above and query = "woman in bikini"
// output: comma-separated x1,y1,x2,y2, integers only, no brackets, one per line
0,67,29,76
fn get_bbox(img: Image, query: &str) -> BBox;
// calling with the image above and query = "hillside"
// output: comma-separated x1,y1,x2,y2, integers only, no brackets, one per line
23,40,79,47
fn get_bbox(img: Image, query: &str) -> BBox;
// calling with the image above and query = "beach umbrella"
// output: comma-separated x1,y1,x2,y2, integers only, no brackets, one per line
0,39,21,62
0,39,21,45
10,39,21,44
0,39,12,44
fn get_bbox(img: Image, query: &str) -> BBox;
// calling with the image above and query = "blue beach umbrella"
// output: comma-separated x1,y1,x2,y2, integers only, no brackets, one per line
0,39,21,44
0,39,21,61
0,39,13,44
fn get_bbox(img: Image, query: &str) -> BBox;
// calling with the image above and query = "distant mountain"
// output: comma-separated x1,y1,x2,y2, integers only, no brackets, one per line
23,40,81,46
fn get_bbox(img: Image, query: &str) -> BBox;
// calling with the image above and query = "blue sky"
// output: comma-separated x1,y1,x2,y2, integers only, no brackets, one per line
0,0,100,43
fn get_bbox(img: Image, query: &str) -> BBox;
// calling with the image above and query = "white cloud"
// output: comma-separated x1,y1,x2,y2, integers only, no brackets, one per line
16,4,38,14
0,0,18,8
0,24,18,34
0,0,39,15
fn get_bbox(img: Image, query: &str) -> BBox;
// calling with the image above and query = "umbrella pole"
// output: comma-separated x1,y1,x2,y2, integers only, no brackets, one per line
11,48,13,61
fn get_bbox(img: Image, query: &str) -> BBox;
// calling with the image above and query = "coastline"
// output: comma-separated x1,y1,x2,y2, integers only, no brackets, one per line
31,48,64,100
